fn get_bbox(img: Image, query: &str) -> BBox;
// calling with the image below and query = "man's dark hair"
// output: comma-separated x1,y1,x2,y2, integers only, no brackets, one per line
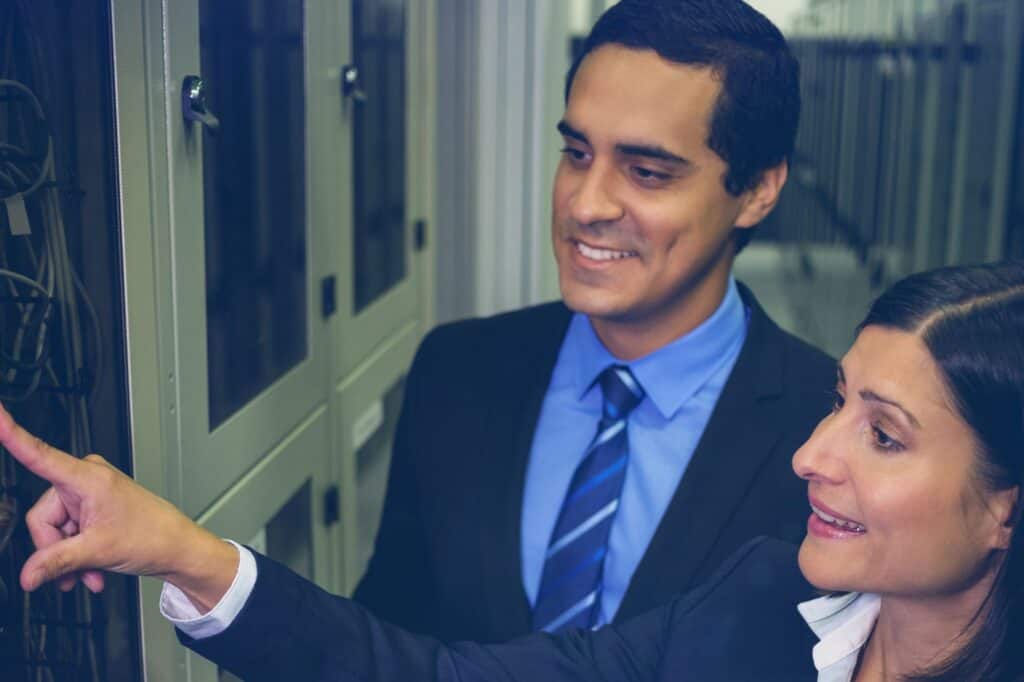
565,0,801,250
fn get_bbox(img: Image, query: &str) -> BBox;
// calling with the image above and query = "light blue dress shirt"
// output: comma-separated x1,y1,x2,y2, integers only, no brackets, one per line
520,278,749,626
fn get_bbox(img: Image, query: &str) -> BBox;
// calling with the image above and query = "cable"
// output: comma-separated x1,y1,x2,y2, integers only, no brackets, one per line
0,79,52,200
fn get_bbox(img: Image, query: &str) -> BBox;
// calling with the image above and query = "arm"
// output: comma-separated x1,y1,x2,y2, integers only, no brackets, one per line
0,405,237,612
184,536,782,681
187,550,669,682
352,333,440,634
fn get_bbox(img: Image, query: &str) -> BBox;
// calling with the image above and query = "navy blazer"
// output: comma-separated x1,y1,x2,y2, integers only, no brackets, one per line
182,537,819,681
353,284,836,642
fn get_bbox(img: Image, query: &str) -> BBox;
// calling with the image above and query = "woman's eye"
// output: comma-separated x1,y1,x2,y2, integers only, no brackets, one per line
871,425,902,452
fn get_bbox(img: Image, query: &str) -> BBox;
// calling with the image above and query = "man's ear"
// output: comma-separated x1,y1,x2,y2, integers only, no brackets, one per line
734,160,789,229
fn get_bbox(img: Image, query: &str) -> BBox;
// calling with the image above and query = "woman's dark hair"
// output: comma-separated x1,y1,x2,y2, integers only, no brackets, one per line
860,261,1024,682
565,0,801,251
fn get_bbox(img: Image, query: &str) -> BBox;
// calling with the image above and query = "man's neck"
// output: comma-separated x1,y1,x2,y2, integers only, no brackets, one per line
588,275,733,361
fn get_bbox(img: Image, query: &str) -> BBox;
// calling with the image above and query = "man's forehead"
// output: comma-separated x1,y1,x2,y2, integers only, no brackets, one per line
565,45,720,150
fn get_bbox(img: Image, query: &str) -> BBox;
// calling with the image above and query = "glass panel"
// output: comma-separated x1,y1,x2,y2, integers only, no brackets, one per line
953,0,1009,263
200,0,308,429
352,0,407,312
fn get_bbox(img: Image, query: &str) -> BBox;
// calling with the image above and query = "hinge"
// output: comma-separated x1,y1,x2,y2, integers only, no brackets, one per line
323,485,340,527
413,219,427,252
321,275,337,319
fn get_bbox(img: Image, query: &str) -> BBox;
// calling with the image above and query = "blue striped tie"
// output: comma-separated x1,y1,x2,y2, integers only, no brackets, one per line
532,365,644,633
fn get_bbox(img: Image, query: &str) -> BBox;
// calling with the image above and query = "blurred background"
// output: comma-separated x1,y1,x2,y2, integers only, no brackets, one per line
0,0,1020,679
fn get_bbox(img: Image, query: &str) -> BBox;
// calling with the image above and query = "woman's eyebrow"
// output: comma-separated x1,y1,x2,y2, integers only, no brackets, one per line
859,390,921,429
838,364,921,428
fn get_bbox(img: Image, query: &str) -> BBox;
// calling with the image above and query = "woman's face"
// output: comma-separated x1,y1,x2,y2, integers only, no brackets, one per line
793,325,1014,597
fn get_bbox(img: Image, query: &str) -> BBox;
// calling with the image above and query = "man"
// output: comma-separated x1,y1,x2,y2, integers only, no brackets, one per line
8,0,833,663
352,0,834,642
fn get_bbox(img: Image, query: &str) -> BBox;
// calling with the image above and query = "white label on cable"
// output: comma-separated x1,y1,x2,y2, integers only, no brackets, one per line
248,527,267,555
352,399,384,451
4,194,31,236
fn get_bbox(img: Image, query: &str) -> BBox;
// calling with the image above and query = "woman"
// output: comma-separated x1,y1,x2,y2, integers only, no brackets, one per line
3,261,1023,681
791,261,1023,681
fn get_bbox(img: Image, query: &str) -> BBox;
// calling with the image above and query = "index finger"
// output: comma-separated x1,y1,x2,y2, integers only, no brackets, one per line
0,403,80,485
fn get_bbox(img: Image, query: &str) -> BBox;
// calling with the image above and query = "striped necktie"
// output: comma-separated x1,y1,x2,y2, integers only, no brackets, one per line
531,364,644,633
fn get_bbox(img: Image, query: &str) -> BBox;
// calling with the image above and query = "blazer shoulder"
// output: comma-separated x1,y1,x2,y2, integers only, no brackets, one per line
417,301,572,363
673,536,809,617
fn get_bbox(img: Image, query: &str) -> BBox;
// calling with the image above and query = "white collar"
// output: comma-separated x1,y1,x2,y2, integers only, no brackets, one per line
798,593,881,680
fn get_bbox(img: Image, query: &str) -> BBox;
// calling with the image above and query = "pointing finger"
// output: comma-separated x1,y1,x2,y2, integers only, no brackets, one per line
0,404,81,486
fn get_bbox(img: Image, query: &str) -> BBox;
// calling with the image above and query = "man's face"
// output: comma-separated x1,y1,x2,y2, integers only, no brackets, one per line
552,45,758,350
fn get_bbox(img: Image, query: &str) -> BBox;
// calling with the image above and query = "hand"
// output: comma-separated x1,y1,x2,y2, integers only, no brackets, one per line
0,404,239,612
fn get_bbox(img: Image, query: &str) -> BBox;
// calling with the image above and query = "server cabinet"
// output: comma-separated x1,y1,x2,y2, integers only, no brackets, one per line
111,0,434,678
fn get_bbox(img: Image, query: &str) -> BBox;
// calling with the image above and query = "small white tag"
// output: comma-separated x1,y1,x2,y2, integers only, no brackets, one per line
248,527,267,555
4,194,31,236
352,399,384,451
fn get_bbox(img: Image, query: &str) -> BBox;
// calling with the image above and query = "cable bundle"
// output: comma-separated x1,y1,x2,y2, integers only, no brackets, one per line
0,4,104,679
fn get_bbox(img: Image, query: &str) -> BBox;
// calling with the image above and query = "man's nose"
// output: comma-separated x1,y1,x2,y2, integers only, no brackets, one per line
569,163,624,226
792,414,846,484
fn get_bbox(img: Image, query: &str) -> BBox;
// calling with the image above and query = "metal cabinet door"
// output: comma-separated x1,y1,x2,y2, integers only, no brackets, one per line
162,0,336,517
332,0,424,379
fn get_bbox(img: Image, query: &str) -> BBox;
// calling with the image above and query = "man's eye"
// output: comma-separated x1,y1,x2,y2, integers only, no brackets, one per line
830,390,845,413
560,147,587,163
632,166,670,182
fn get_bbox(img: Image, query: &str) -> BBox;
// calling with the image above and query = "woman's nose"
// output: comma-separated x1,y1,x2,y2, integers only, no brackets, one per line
569,165,624,226
792,414,846,484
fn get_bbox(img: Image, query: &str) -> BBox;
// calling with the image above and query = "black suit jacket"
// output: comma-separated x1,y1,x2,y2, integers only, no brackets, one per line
183,537,819,681
354,284,835,642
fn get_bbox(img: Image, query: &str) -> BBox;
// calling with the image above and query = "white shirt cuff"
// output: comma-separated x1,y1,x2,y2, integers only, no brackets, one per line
159,540,258,640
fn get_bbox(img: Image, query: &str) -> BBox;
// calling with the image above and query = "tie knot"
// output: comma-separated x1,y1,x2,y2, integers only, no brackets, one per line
598,365,644,420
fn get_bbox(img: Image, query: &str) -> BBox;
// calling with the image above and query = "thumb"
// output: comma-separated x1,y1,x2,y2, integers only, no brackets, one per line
20,534,94,592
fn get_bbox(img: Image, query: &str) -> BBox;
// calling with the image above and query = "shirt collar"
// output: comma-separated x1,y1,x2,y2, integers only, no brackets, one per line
798,592,880,675
566,277,748,419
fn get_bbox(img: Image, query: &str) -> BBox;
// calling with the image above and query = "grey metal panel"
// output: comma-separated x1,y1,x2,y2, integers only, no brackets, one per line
184,406,334,682
110,0,192,678
331,319,419,592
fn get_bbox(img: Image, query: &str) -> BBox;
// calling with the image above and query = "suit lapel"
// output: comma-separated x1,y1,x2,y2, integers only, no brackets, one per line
617,286,790,619
477,304,572,638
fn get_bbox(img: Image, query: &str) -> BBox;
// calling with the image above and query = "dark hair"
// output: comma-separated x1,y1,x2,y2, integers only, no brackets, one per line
565,0,801,251
860,261,1024,682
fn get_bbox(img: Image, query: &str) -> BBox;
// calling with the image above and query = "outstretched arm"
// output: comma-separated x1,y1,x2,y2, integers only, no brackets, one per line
0,403,670,681
0,404,237,612
187,549,668,682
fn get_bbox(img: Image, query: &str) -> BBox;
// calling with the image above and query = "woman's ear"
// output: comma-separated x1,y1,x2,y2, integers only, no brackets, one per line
989,485,1020,551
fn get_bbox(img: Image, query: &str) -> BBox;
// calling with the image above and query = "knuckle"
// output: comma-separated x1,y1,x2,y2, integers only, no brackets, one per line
83,453,107,466
25,503,43,526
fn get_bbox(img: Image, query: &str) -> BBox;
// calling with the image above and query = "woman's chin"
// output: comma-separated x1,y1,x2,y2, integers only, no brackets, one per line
797,537,857,593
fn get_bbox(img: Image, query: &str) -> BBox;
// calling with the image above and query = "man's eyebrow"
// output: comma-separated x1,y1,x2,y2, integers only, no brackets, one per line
557,120,587,143
616,143,689,166
556,120,690,166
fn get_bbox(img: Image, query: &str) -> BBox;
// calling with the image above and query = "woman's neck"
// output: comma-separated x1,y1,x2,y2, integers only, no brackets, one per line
855,574,996,681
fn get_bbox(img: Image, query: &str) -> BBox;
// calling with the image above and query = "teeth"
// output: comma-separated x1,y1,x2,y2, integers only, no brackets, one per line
811,505,865,532
575,241,636,261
